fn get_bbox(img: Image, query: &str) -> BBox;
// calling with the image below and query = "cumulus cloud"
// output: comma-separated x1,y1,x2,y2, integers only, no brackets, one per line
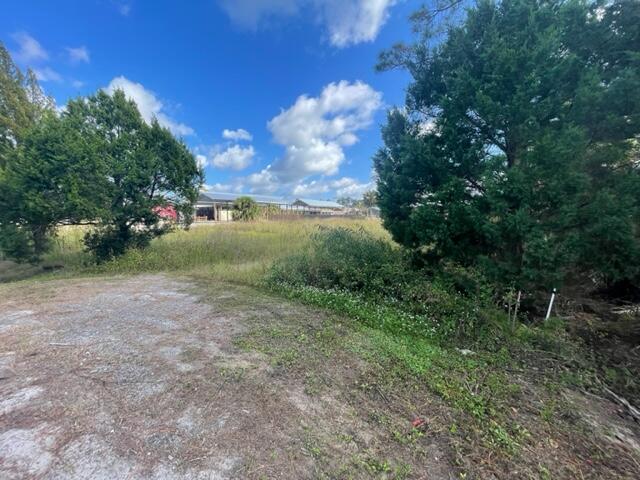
244,166,280,194
222,128,253,141
332,177,373,198
196,154,208,169
212,144,255,170
66,46,90,64
267,80,382,181
219,81,381,196
292,177,373,198
217,0,396,46
33,67,62,83
10,32,48,63
292,180,329,196
104,76,194,136
317,0,397,47
201,182,237,192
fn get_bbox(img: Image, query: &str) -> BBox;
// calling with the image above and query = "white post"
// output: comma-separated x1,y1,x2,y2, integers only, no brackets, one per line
545,288,556,321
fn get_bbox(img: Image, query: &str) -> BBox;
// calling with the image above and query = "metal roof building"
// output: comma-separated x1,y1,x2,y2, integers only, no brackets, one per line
197,191,290,206
292,198,344,209
195,191,345,222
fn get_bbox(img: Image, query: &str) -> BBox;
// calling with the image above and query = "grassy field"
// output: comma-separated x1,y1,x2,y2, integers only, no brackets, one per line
3,218,387,284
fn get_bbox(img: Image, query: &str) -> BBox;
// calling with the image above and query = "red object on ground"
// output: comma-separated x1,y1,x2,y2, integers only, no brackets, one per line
412,418,426,428
153,205,178,221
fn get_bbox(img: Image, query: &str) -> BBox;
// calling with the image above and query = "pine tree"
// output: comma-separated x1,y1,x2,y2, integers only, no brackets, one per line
0,42,53,168
375,0,640,290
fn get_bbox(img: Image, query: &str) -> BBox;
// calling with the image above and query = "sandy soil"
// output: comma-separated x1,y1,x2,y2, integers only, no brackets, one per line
2,274,638,479
0,275,454,479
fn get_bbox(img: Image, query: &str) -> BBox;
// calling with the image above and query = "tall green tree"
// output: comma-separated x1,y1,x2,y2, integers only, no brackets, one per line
70,90,203,261
0,111,108,260
0,88,202,262
0,41,54,168
375,0,640,290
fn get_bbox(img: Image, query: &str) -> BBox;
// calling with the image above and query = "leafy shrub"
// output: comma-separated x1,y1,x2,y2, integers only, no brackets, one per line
267,227,494,340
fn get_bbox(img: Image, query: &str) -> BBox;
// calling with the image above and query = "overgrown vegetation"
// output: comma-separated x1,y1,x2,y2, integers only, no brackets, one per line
261,225,640,475
1,215,638,475
0,43,202,263
0,1,638,476
375,0,640,293
3,219,384,284
267,227,494,341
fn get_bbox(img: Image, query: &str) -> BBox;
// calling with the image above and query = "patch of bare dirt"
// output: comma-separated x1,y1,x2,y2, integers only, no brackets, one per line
1,274,639,479
0,275,456,479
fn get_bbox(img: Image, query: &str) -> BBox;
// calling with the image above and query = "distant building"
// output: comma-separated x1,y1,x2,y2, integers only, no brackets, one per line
195,192,291,221
291,198,345,215
194,191,345,222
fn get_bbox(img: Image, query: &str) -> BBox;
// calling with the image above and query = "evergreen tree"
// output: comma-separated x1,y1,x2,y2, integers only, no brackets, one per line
0,89,202,262
0,42,53,168
69,90,203,261
375,0,640,290
0,111,107,260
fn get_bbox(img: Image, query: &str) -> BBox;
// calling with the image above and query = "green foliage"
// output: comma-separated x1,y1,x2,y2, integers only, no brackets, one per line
267,227,493,339
0,41,54,168
0,42,58,261
1,41,200,263
0,85,202,263
232,196,259,221
0,109,96,262
362,190,378,208
375,0,640,291
64,90,202,261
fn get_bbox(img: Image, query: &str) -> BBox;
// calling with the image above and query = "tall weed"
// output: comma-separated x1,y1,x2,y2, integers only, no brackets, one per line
267,227,495,340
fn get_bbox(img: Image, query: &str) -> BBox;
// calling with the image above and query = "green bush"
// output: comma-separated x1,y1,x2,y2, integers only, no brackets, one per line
267,227,494,340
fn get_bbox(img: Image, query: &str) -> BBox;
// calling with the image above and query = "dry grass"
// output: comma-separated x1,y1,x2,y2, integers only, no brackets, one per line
36,218,387,285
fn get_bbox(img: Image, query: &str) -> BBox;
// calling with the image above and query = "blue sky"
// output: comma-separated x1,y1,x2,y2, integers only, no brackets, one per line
2,1,416,199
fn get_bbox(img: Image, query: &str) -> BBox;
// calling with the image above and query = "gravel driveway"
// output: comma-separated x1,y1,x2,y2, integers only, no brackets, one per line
1,275,408,479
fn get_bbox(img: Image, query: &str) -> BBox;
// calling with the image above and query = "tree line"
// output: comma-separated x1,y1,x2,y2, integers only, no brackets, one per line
0,43,202,262
375,0,640,295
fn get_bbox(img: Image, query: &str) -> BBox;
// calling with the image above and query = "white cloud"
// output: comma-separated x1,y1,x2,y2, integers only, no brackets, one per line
196,154,208,169
202,182,237,192
33,67,62,83
216,0,396,46
418,118,436,136
104,76,194,136
66,46,90,64
292,176,372,198
222,128,253,141
244,166,280,194
11,32,48,63
212,144,255,170
267,80,382,180
71,79,85,89
332,177,373,198
316,0,397,47
292,180,330,196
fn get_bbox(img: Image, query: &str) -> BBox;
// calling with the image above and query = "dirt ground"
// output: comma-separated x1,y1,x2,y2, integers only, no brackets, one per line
0,275,455,479
1,275,639,479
